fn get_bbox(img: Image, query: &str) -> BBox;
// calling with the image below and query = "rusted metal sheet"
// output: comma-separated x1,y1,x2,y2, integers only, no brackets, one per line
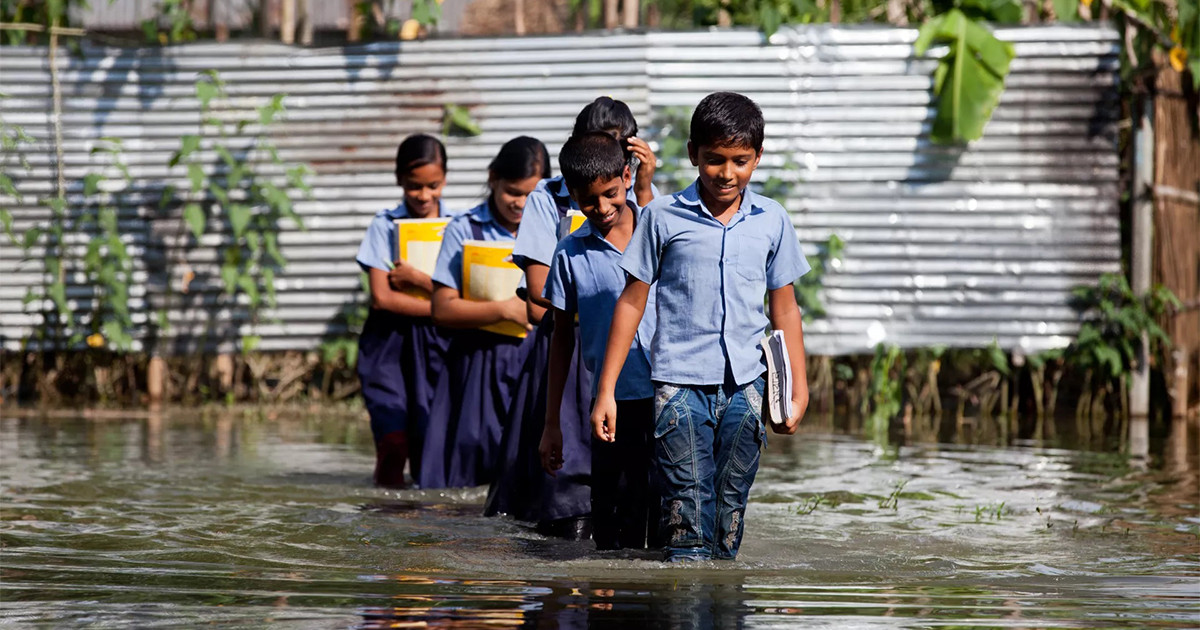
0,25,1121,355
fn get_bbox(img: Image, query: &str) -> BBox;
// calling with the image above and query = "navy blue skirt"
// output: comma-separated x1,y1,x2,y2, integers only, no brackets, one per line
417,329,527,489
357,310,452,485
485,317,594,523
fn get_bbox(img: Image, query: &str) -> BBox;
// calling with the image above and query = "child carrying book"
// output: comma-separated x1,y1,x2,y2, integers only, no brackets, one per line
539,132,659,550
591,92,811,561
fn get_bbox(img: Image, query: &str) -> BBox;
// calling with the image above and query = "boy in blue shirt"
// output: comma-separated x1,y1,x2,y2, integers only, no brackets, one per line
540,132,658,550
592,92,811,562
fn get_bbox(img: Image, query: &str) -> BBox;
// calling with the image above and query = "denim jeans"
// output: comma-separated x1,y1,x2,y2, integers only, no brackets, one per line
652,376,766,561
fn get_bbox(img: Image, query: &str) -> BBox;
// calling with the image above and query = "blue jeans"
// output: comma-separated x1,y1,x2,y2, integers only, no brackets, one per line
652,376,767,561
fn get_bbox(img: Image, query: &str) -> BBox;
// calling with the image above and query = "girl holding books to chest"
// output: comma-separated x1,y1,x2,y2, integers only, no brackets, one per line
355,134,455,489
418,136,549,489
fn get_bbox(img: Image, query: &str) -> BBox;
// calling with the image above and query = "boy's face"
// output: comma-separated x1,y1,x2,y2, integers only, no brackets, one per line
688,142,762,209
569,166,632,233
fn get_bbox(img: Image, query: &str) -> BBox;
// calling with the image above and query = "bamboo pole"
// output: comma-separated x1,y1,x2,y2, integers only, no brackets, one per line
1130,97,1153,418
280,0,295,43
622,0,638,28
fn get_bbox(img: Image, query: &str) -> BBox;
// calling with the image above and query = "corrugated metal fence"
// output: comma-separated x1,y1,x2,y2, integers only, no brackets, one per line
0,25,1122,355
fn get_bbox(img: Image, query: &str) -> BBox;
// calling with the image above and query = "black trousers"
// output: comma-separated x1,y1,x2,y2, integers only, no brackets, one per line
591,397,660,550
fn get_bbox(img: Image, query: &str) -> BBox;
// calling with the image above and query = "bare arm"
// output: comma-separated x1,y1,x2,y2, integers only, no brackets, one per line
388,262,435,294
524,263,553,310
430,284,530,330
368,267,432,317
767,284,809,434
539,308,576,475
590,277,651,442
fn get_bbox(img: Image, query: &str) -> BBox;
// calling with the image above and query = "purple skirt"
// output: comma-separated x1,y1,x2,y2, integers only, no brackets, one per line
485,317,594,522
357,310,452,480
416,329,527,489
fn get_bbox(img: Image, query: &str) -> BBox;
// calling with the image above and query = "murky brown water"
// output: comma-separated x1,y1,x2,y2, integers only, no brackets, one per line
1,409,1197,628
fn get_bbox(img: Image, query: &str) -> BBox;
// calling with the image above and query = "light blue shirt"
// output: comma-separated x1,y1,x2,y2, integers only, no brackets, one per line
511,175,659,271
544,209,656,401
620,180,811,386
431,200,516,293
356,201,449,273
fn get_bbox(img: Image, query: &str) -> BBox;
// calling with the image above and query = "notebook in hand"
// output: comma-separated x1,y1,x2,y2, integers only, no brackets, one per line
394,217,451,300
761,330,793,426
461,240,527,338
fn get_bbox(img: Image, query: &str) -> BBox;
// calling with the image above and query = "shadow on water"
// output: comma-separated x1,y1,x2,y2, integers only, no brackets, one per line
0,408,1196,628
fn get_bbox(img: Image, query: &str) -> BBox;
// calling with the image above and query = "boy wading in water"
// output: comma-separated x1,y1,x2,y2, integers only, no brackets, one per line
540,132,659,550
591,92,811,562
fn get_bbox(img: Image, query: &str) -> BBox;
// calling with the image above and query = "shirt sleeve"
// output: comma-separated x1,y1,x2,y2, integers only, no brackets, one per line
431,217,469,292
355,215,395,273
619,205,661,285
511,189,560,270
765,206,812,289
543,241,577,313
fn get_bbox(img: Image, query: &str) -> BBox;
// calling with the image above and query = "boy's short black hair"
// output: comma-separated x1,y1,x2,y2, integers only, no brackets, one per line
689,92,764,152
559,132,627,192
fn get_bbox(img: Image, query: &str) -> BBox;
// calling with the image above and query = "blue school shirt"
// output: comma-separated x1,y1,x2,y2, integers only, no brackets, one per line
620,180,811,386
544,210,657,401
431,200,516,293
511,175,659,271
355,201,449,273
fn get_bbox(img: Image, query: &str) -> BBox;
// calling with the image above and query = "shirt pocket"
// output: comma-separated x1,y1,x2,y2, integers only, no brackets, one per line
732,233,771,283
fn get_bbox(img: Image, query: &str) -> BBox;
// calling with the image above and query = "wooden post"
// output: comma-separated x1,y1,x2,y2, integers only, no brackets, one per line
1130,97,1153,419
622,0,638,28
299,0,313,44
261,0,273,38
280,0,296,43
604,0,619,28
346,0,362,41
515,0,526,35
147,356,166,405
1174,347,1190,420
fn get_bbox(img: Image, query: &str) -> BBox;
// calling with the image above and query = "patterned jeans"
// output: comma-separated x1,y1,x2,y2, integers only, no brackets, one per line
652,376,767,561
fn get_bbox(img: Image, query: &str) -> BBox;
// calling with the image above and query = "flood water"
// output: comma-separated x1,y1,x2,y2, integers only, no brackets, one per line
1,409,1197,628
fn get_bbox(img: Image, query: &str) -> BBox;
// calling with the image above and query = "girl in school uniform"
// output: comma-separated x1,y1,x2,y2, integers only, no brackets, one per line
486,97,657,538
356,134,455,489
418,136,551,489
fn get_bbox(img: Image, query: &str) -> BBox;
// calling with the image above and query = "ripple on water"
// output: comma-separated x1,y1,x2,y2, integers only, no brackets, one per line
1,412,1197,628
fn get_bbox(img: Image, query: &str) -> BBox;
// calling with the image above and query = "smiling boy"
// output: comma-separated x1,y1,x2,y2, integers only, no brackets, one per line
540,132,658,550
591,92,811,561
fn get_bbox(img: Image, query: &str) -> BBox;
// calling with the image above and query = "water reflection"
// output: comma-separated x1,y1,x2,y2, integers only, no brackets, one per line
0,409,1196,629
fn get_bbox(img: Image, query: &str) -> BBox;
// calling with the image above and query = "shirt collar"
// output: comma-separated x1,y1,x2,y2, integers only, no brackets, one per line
676,179,757,222
575,199,642,250
384,200,445,220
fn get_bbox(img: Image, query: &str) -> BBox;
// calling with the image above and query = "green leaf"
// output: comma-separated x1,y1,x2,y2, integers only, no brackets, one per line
237,273,260,308
187,163,205,192
264,231,286,267
183,202,205,238
241,335,261,353
442,104,482,137
1051,0,1078,21
21,226,43,250
220,261,239,294
0,173,19,200
171,134,201,167
257,94,286,127
263,267,277,308
83,173,103,196
227,203,252,238
0,209,14,244
917,9,1015,144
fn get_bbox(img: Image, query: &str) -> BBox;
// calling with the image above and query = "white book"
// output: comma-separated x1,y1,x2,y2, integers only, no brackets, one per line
760,330,793,426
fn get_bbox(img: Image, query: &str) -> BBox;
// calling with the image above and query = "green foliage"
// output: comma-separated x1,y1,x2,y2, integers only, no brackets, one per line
78,138,138,351
868,343,904,432
1067,272,1178,379
0,0,80,45
1111,0,1200,91
795,233,844,323
442,104,482,137
168,70,313,352
410,0,441,27
649,0,896,35
140,0,198,44
1,98,34,245
647,106,693,193
318,273,371,369
914,7,1016,144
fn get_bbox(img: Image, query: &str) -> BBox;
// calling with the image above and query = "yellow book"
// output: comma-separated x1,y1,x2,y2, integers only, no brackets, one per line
461,239,526,338
395,217,451,300
556,210,588,240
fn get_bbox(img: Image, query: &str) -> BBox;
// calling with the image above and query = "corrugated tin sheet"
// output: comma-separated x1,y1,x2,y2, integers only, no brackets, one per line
0,25,1122,355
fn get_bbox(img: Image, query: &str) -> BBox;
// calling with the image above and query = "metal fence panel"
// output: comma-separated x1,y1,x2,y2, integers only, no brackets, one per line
0,25,1121,355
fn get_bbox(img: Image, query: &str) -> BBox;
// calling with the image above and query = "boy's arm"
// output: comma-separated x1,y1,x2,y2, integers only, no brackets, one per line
767,284,809,434
539,308,575,475
590,277,651,442
525,263,553,311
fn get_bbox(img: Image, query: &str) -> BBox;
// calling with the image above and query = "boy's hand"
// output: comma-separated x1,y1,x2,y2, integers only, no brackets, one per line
591,395,618,443
773,393,809,435
627,137,656,205
538,423,564,476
